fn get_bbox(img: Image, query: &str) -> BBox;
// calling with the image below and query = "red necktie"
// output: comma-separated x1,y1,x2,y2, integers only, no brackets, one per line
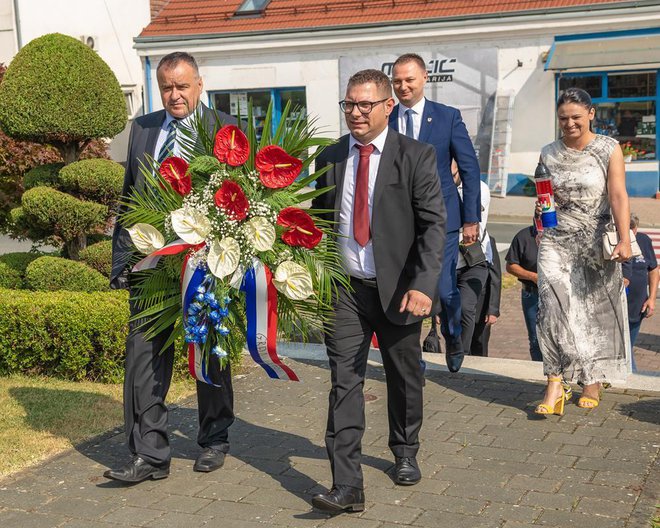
354,143,375,247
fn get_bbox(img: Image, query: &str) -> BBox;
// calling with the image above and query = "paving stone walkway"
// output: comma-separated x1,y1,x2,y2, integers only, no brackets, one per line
1,359,658,528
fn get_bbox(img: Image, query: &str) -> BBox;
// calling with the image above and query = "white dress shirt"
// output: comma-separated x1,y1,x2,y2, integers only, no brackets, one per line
397,98,426,140
338,127,389,278
153,107,200,160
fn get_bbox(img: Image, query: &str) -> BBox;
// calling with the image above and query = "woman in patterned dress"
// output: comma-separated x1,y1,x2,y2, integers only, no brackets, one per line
535,88,632,415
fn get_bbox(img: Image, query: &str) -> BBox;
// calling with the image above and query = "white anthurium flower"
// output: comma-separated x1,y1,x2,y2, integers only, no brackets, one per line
207,237,241,279
243,216,276,252
127,223,165,254
171,208,211,245
272,261,313,301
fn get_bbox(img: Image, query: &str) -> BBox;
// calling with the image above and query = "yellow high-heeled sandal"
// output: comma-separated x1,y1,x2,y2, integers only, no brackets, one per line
562,381,572,402
578,383,604,409
535,377,566,416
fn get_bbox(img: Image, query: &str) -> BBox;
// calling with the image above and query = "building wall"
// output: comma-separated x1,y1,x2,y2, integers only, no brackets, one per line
0,0,16,64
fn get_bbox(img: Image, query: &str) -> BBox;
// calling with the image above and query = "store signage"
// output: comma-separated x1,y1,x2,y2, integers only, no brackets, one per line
381,58,456,83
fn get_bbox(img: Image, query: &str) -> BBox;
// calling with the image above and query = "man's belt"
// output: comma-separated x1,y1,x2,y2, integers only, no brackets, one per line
350,276,378,288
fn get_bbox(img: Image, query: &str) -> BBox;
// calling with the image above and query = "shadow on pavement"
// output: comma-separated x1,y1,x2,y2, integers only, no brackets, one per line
616,398,660,425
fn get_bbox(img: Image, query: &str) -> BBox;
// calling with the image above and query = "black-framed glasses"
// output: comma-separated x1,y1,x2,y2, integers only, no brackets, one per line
339,98,389,114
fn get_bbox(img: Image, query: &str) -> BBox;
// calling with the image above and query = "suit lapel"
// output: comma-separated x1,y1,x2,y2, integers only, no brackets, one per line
418,102,435,144
388,106,399,132
332,136,350,224
372,129,400,210
145,110,165,161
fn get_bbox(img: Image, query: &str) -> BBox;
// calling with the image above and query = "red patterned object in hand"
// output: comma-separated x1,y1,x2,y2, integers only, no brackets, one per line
214,180,249,221
255,145,302,188
159,156,191,196
214,125,249,166
277,207,322,249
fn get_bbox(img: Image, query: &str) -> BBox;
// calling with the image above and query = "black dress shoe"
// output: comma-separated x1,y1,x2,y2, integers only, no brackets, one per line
103,456,169,483
312,485,365,513
445,340,464,373
393,456,421,485
193,447,226,473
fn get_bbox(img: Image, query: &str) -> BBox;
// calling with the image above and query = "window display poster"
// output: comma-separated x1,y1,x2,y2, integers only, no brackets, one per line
339,49,498,172
230,92,249,116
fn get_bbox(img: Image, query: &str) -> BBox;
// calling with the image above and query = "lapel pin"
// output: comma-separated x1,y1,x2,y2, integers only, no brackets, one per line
427,117,432,123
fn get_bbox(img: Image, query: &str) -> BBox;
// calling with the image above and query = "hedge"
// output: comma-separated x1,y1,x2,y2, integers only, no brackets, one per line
59,158,123,205
0,288,128,381
79,240,112,277
0,251,44,276
25,256,109,292
23,162,64,190
0,262,22,289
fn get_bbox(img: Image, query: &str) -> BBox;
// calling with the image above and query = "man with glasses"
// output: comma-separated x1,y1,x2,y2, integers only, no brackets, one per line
390,53,481,373
310,69,445,513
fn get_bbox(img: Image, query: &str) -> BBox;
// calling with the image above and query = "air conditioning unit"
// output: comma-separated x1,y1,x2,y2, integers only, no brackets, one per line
80,35,99,50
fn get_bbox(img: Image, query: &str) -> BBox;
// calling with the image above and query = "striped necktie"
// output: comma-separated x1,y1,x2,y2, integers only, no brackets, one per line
157,120,178,163
405,109,415,139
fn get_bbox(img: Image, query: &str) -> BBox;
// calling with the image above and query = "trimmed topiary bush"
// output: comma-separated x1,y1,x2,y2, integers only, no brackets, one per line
25,256,109,292
80,240,112,277
23,162,64,190
0,262,22,289
0,288,129,381
59,158,123,206
0,33,127,164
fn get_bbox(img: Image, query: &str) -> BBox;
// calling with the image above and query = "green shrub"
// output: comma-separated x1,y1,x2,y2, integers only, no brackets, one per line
80,240,112,277
59,158,123,205
0,33,126,163
23,162,64,190
25,256,109,292
20,186,107,241
0,262,22,288
0,288,129,381
0,251,44,285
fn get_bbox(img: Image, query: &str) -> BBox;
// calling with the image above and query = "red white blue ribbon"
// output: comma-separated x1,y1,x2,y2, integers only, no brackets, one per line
181,255,222,387
241,262,299,381
132,239,199,272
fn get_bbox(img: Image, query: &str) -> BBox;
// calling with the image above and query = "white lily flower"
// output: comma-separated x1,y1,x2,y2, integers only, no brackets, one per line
127,223,165,254
272,261,313,300
243,216,276,252
171,208,211,245
207,237,241,279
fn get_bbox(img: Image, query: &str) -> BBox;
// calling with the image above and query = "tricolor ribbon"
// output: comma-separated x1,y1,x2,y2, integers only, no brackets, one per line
241,262,299,381
132,239,299,383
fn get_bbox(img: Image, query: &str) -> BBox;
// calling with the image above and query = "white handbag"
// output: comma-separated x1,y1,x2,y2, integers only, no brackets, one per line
602,225,642,260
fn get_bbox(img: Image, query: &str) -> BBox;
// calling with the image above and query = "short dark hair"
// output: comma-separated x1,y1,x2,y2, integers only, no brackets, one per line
347,69,392,98
393,53,426,72
557,87,592,110
157,52,199,76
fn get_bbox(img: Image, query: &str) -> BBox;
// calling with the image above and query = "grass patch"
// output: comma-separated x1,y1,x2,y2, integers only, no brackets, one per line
0,374,196,478
501,272,520,290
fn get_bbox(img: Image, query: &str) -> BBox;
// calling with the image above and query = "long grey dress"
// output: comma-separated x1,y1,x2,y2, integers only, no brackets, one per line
537,134,630,385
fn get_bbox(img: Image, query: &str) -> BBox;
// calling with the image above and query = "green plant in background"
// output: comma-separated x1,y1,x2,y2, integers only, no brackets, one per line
25,256,109,292
0,34,126,164
79,240,113,277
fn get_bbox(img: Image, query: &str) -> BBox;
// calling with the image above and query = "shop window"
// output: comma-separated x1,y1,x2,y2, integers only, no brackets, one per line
557,71,658,161
558,75,602,98
211,88,307,142
608,72,656,98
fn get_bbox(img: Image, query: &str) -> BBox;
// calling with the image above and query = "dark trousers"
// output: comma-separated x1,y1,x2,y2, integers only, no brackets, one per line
471,273,492,357
124,294,235,466
324,280,424,489
438,230,462,348
521,287,543,362
456,262,488,354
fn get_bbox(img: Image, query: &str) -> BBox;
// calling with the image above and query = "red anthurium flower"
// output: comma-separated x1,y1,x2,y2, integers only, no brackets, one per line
277,207,323,249
214,180,249,221
255,145,303,188
213,125,249,166
159,156,191,196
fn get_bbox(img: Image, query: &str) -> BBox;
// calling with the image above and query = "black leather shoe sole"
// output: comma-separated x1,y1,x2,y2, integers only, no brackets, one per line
311,496,365,513
103,467,169,483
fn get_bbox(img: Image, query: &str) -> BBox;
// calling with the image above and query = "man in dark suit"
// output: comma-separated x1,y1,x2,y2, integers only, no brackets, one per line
310,69,445,513
106,52,237,483
390,53,481,372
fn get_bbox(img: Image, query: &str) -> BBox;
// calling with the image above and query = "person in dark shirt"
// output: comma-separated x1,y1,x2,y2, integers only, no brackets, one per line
505,223,542,361
622,213,658,371
470,235,502,357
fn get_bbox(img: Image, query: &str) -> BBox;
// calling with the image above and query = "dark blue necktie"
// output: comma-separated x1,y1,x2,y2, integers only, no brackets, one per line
157,120,178,163
405,109,415,139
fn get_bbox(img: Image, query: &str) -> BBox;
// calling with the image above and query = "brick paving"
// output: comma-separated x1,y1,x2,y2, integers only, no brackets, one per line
0,360,658,528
